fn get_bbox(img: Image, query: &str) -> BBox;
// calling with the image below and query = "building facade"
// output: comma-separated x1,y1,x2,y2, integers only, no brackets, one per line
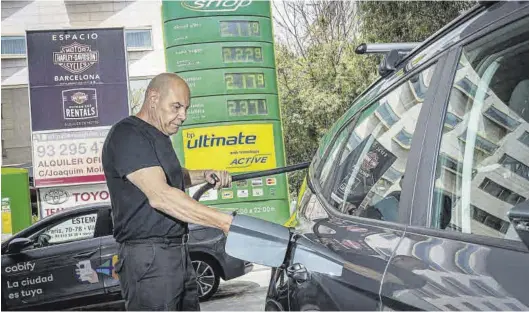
1,0,166,166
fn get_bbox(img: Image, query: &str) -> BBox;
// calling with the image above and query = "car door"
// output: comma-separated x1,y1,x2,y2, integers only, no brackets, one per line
267,52,448,311
381,4,529,311
2,210,104,310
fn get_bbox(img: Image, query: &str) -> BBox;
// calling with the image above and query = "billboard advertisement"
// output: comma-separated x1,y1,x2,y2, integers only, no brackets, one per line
26,28,129,187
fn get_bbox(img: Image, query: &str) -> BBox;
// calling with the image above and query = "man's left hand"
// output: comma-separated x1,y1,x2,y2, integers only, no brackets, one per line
204,170,232,189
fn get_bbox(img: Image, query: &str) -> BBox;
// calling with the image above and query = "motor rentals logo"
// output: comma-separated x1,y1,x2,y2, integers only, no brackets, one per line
62,88,98,120
181,0,252,12
182,123,276,173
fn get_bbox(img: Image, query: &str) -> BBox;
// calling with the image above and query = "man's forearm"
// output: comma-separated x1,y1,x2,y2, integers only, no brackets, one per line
150,183,232,233
182,168,208,188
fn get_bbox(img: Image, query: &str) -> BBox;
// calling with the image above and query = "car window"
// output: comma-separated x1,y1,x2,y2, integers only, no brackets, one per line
313,83,386,170
431,17,529,241
317,122,354,187
31,213,98,247
322,63,437,222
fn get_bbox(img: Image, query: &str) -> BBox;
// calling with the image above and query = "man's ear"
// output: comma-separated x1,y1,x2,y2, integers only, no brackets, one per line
147,88,160,106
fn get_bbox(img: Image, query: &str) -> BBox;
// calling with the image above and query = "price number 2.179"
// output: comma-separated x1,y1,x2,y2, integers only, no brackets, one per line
225,73,265,90
37,141,103,158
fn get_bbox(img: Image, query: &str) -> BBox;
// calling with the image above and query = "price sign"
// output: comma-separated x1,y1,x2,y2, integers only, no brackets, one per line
179,68,277,97
32,127,109,187
225,73,265,89
227,99,268,116
220,21,260,37
163,16,273,47
166,42,274,72
222,47,263,63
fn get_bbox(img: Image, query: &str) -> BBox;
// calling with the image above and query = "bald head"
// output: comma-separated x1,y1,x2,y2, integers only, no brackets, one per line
143,73,189,106
137,73,190,136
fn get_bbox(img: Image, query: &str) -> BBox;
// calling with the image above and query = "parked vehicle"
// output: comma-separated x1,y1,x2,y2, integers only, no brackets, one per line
265,1,529,310
1,204,253,310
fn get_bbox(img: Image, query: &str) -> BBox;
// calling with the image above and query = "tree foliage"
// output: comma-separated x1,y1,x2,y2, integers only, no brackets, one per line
274,1,475,198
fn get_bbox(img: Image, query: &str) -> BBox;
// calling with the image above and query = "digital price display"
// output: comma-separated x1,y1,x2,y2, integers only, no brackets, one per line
163,1,291,224
225,73,265,90
227,99,268,116
223,47,263,63
220,21,260,37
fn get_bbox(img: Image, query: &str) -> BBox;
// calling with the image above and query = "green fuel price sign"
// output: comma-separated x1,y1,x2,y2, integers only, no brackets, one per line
162,0,291,225
179,68,277,97
164,16,273,47
185,94,280,125
166,42,275,72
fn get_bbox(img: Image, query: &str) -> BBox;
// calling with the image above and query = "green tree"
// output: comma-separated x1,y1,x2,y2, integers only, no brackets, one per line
275,1,475,197
359,1,475,43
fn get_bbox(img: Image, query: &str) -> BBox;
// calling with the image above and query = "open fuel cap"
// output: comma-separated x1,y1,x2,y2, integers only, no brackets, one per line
225,215,291,267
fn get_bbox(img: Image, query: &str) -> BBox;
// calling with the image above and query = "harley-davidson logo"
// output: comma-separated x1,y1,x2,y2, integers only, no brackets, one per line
53,42,99,74
71,92,88,105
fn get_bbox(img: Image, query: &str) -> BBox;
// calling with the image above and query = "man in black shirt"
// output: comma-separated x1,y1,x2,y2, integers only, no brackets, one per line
102,73,233,311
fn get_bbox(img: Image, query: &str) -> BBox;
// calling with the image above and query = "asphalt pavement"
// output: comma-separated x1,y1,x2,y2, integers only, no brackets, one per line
94,264,271,311
201,264,271,311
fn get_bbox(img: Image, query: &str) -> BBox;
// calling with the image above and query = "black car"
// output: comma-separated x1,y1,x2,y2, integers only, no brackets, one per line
265,1,529,311
1,204,253,311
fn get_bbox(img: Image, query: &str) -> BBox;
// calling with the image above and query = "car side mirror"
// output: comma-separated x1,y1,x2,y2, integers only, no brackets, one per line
7,238,33,253
507,199,529,249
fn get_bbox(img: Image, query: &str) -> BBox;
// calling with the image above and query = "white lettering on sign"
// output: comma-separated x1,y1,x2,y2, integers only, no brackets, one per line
4,262,36,273
54,74,101,82
52,33,98,41
182,0,252,12
6,272,54,301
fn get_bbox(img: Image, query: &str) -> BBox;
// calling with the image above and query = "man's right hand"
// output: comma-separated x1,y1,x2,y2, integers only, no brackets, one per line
204,170,232,190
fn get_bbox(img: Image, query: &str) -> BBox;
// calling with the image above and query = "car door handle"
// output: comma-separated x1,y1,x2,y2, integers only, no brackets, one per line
286,263,309,283
73,250,97,259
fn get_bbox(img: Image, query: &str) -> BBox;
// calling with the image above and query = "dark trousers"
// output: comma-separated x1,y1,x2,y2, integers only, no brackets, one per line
115,238,200,311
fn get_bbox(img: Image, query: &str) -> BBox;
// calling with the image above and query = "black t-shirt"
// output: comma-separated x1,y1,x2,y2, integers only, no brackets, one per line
102,116,187,243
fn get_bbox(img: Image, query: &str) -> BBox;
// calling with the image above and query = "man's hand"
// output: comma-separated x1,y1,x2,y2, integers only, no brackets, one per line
182,169,233,189
204,170,232,190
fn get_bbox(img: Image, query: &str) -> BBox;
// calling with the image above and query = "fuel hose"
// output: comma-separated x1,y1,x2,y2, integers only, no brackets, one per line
192,162,311,201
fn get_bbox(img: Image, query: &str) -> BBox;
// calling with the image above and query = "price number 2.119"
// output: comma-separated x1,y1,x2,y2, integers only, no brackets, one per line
220,21,260,37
